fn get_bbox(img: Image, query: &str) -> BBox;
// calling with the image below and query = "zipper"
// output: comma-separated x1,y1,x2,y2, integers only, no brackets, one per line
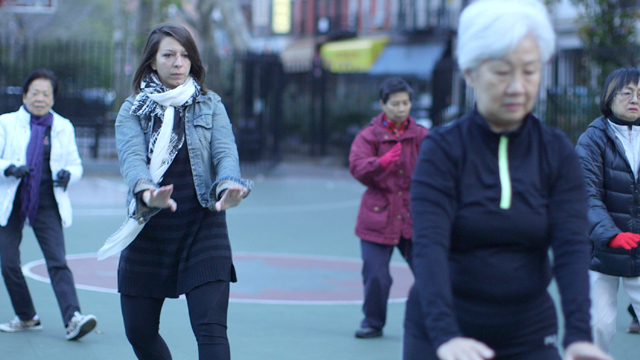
498,135,512,210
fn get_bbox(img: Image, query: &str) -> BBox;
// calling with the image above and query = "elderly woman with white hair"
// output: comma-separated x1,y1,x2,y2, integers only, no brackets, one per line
403,1,612,360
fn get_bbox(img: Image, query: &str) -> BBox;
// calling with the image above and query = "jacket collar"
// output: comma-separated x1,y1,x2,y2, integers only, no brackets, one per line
591,116,621,140
469,106,531,141
589,116,632,159
608,114,640,127
17,105,59,130
371,112,422,140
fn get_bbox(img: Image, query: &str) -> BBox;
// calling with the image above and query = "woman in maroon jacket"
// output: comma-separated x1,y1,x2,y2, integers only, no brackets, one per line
349,77,428,339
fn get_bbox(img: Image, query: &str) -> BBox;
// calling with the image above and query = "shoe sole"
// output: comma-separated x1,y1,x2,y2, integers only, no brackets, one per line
66,317,97,341
355,331,383,339
0,326,43,333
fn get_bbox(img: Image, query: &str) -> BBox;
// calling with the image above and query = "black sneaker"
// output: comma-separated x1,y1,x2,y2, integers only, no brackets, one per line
355,327,383,338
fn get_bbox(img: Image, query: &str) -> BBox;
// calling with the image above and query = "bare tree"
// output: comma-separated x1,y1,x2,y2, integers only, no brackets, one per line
109,0,251,95
179,0,220,90
215,0,250,53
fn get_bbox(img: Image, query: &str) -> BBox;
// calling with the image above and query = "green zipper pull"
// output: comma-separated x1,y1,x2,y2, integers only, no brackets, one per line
498,135,512,210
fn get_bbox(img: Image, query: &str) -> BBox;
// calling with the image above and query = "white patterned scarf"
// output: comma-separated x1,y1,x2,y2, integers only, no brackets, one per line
131,73,199,182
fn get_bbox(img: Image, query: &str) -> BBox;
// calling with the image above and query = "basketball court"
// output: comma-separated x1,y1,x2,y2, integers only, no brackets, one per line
0,160,638,359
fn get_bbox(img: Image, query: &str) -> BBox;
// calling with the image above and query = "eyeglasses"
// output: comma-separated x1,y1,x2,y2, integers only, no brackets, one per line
616,91,640,101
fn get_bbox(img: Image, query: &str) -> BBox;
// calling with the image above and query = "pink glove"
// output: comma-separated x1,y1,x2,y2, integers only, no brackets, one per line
380,143,402,169
610,232,640,250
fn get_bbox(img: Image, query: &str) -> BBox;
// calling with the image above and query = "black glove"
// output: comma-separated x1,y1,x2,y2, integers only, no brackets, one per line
4,165,33,179
53,169,71,190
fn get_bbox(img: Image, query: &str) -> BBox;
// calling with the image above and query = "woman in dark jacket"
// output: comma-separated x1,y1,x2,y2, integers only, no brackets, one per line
403,1,609,360
349,77,428,339
576,67,640,353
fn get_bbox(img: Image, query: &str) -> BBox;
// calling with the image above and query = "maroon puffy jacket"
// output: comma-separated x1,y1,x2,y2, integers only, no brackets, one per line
349,113,428,245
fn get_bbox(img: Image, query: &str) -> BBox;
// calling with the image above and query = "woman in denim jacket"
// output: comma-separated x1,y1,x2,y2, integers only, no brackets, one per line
99,23,251,360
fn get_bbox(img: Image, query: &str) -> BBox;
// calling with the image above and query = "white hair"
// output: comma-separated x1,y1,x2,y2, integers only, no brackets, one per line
456,0,556,71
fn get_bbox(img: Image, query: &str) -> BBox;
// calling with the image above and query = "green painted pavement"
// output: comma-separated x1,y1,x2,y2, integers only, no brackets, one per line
0,161,638,359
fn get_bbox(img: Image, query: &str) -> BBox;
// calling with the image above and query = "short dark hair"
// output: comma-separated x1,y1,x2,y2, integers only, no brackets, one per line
132,23,207,94
379,77,413,104
600,68,640,117
23,69,58,97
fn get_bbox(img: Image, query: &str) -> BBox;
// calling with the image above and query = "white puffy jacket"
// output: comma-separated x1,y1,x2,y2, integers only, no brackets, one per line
0,106,83,227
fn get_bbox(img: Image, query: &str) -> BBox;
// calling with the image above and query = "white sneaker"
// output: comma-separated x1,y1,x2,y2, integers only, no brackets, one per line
0,315,43,332
65,311,97,340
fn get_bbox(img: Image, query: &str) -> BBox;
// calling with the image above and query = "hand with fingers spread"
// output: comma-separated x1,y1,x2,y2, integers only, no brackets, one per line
4,164,33,179
142,185,177,212
609,232,640,250
380,142,402,169
215,187,248,212
436,337,495,360
564,341,613,360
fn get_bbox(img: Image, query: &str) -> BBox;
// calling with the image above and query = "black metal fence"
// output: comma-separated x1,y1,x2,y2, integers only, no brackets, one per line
1,37,635,164
0,37,116,159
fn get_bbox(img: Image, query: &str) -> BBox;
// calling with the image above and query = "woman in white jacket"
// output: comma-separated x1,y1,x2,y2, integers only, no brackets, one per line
0,69,97,341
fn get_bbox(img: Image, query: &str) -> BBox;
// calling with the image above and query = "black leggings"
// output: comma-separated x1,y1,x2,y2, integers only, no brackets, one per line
121,281,230,360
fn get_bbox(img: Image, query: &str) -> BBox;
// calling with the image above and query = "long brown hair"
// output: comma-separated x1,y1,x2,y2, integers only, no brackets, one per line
131,23,207,94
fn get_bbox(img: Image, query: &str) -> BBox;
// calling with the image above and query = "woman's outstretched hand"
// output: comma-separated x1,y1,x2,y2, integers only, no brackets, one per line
564,341,613,360
143,185,177,212
436,337,495,360
215,187,248,212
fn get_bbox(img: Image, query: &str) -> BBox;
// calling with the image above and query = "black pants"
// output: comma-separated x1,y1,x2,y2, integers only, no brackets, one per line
0,199,80,327
402,287,561,360
360,238,412,330
121,280,231,360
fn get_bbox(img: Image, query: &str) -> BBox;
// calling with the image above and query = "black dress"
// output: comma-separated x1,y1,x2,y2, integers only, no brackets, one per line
118,115,236,299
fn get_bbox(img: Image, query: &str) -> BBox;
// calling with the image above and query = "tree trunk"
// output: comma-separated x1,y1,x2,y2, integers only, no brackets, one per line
180,0,220,90
215,0,250,54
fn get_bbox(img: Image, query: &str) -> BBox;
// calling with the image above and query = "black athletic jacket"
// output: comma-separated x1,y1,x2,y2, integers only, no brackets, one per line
410,109,592,350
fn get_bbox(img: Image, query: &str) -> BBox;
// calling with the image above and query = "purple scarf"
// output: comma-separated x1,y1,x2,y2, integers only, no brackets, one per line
19,107,53,227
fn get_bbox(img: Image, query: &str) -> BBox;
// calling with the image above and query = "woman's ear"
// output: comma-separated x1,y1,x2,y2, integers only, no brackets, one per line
151,61,156,71
463,68,475,87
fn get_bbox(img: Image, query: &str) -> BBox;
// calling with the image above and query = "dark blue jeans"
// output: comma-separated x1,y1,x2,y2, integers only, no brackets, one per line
121,280,231,360
360,238,412,330
0,199,80,327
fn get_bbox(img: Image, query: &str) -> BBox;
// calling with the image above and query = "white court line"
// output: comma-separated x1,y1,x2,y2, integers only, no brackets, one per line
22,252,410,305
74,199,361,216
22,253,118,294
93,178,129,192
75,208,126,216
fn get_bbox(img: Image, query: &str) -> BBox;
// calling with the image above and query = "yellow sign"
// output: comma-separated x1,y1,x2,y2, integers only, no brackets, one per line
320,37,389,73
272,0,291,34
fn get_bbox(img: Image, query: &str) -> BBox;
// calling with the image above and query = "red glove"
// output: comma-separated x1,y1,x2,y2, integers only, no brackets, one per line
380,143,402,169
609,232,640,250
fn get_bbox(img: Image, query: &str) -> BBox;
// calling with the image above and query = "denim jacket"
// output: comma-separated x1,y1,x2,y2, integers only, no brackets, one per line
116,91,252,224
